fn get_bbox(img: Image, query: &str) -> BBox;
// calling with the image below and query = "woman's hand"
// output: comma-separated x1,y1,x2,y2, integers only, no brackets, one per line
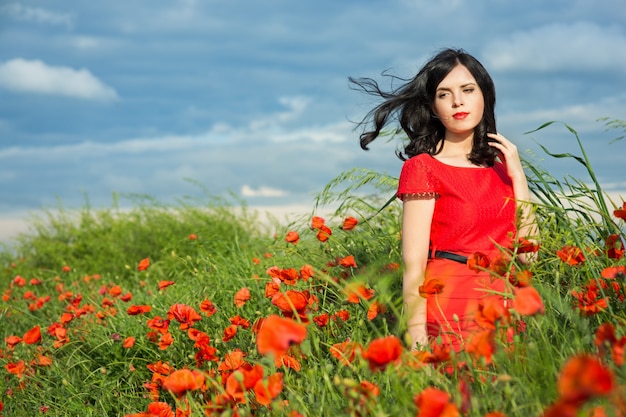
487,133,525,181
488,132,539,255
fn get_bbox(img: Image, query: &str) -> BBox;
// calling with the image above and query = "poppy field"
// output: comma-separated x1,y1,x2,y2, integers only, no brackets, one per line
1,122,625,416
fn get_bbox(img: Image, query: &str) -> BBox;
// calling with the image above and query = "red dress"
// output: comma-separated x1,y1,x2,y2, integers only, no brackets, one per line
397,153,517,350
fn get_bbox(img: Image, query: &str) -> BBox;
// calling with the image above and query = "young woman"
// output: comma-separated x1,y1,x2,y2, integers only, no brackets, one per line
351,48,537,351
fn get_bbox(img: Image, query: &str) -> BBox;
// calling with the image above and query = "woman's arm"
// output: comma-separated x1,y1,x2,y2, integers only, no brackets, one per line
487,133,539,259
401,196,436,349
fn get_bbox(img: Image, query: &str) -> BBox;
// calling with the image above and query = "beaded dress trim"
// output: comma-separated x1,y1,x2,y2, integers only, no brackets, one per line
400,192,440,201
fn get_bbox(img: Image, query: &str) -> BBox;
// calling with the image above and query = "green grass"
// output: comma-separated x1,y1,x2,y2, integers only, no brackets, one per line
0,120,624,416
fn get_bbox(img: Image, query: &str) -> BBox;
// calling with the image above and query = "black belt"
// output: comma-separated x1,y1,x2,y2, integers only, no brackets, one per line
428,250,468,264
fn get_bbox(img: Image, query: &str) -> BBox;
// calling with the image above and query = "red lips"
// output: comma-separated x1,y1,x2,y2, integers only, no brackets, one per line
452,112,469,120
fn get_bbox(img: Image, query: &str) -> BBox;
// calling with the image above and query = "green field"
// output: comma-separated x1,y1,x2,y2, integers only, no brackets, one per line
1,121,624,416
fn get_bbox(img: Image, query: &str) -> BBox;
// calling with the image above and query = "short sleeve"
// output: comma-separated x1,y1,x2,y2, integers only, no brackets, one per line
397,155,440,201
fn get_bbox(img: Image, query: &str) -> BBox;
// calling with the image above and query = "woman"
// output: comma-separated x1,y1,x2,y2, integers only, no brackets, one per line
351,48,536,351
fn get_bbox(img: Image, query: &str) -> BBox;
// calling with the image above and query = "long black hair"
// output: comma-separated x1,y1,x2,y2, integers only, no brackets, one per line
350,48,499,166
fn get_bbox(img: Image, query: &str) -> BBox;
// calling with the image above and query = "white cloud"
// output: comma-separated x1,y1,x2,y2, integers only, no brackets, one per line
483,22,626,73
500,94,626,133
250,96,310,130
268,121,353,143
240,185,288,198
0,3,73,28
0,58,119,101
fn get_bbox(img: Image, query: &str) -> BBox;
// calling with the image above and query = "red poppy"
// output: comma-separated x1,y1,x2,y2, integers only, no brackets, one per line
557,354,614,405
120,292,133,302
218,349,246,380
52,326,69,349
167,303,202,330
571,283,609,316
162,368,205,397
614,201,626,220
256,315,307,357
276,353,301,371
222,324,238,342
316,225,332,242
147,316,170,333
601,265,626,279
195,343,218,366
188,328,210,346
604,234,624,259
367,301,387,320
158,280,175,290
199,299,217,316
266,266,299,285
188,233,197,240
514,237,540,253
510,270,533,288
223,371,247,403
310,216,325,229
263,282,279,300
414,387,460,417
556,246,585,266
412,343,451,366
234,287,251,307
137,258,150,271
35,353,53,367
419,278,445,297
109,285,122,297
272,290,309,317
338,255,358,268
594,323,626,366
299,264,314,280
310,313,327,327
342,216,359,230
333,310,350,321
285,231,300,244
362,335,403,371
330,340,363,366
467,252,490,272
475,297,510,330
345,283,375,304
489,253,512,277
466,329,496,364
158,332,174,350
23,325,41,345
62,265,71,273
123,336,136,349
127,305,152,315
230,315,250,328
513,286,544,316
254,372,284,406
5,360,26,379
145,402,175,416
147,360,174,375
5,335,22,349
358,380,380,399
541,400,579,417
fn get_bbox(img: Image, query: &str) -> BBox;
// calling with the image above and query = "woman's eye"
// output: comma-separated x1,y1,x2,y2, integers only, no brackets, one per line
464,88,475,93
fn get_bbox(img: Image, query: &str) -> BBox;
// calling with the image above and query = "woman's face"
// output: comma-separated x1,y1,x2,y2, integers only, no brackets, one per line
432,64,484,137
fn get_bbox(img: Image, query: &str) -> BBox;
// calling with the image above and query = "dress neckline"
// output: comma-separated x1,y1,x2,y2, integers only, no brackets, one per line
428,154,491,169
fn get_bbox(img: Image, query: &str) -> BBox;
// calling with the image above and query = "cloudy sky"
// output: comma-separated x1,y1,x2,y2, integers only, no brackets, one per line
1,0,625,243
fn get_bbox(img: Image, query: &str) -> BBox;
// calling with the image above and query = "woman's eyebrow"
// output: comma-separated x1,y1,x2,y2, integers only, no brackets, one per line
436,82,477,92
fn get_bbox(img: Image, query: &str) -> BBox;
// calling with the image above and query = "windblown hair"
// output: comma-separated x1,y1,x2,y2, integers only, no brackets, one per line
349,48,499,166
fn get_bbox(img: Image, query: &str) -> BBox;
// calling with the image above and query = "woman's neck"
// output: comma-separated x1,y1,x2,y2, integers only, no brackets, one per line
434,135,482,167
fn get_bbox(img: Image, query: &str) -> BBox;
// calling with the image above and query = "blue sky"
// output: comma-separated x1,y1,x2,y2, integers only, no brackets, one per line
1,0,625,242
